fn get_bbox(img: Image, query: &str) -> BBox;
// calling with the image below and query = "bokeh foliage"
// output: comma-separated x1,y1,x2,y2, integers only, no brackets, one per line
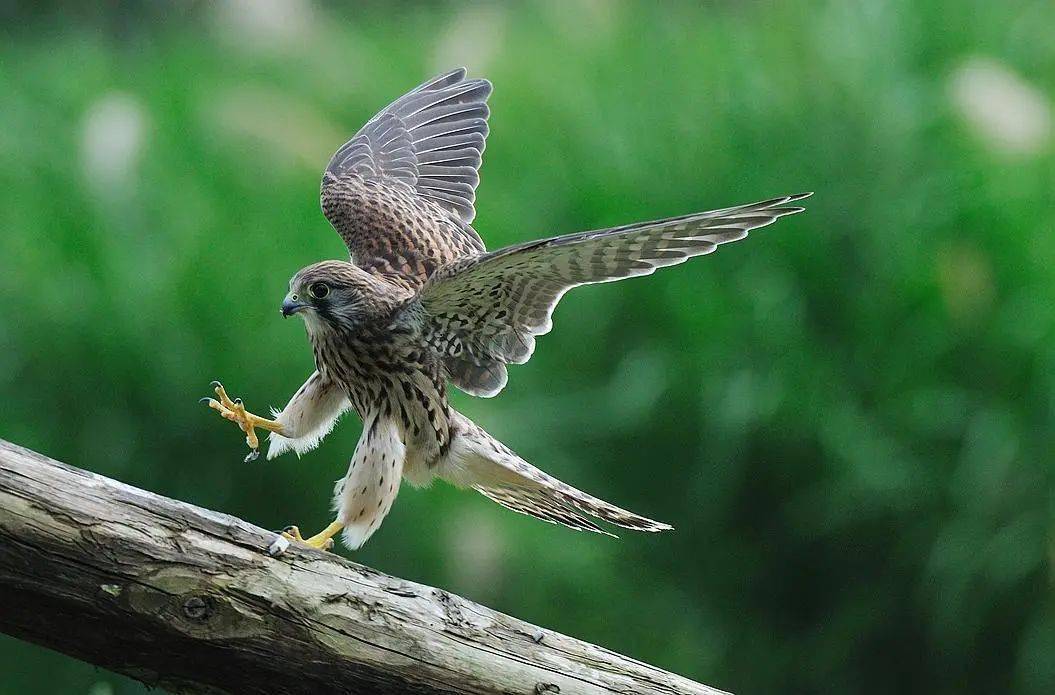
1,1,1053,693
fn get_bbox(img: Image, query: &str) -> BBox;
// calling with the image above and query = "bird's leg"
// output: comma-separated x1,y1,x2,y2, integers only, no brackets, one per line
200,381,284,462
281,521,344,551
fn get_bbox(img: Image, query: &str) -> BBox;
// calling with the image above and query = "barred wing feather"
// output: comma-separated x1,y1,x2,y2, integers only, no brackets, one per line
321,68,492,287
421,193,811,397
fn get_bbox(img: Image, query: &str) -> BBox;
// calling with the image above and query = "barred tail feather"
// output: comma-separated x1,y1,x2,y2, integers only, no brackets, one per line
547,480,674,533
443,411,674,536
474,476,673,536
474,486,614,536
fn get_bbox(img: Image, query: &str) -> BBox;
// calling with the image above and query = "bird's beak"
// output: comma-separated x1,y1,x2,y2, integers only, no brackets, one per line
281,293,307,317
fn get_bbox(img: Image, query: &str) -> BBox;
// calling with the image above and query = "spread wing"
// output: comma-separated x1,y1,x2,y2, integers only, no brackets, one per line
420,193,811,397
321,68,492,288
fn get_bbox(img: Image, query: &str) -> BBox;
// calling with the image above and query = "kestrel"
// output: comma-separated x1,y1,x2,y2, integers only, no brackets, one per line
203,68,809,551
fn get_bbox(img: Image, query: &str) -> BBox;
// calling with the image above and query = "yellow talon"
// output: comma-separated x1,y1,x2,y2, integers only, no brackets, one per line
281,521,344,551
200,381,284,461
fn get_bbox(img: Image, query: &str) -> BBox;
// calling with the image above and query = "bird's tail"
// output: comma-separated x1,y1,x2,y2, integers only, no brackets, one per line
441,412,673,536
475,476,674,536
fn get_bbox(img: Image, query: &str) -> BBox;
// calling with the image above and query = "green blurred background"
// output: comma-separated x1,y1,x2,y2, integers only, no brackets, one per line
1,1,1053,693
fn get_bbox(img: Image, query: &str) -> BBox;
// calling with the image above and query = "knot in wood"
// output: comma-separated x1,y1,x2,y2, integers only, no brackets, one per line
181,595,210,621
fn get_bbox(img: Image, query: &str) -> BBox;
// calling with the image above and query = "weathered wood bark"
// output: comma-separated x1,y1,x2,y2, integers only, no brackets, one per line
0,439,727,695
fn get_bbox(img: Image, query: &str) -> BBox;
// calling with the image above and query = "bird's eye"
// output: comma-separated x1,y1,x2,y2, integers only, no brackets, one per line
308,282,330,300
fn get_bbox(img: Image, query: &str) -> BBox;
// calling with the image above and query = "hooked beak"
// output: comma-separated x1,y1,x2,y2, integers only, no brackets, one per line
281,293,307,317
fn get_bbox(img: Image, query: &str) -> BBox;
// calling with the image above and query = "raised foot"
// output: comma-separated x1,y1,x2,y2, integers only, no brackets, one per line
200,381,284,462
281,522,345,551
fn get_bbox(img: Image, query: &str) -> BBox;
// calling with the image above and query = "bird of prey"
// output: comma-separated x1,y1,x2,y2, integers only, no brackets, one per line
202,68,809,551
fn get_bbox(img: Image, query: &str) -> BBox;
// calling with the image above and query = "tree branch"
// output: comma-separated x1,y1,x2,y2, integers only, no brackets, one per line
0,439,727,695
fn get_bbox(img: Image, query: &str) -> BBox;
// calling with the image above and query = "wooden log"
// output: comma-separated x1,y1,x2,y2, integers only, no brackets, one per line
0,439,727,695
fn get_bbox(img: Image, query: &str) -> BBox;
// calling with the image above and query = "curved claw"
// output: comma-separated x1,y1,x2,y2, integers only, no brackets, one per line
201,380,283,459
280,525,304,542
280,522,342,551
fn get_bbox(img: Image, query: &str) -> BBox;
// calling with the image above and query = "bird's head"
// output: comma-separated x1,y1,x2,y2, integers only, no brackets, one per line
282,260,390,334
